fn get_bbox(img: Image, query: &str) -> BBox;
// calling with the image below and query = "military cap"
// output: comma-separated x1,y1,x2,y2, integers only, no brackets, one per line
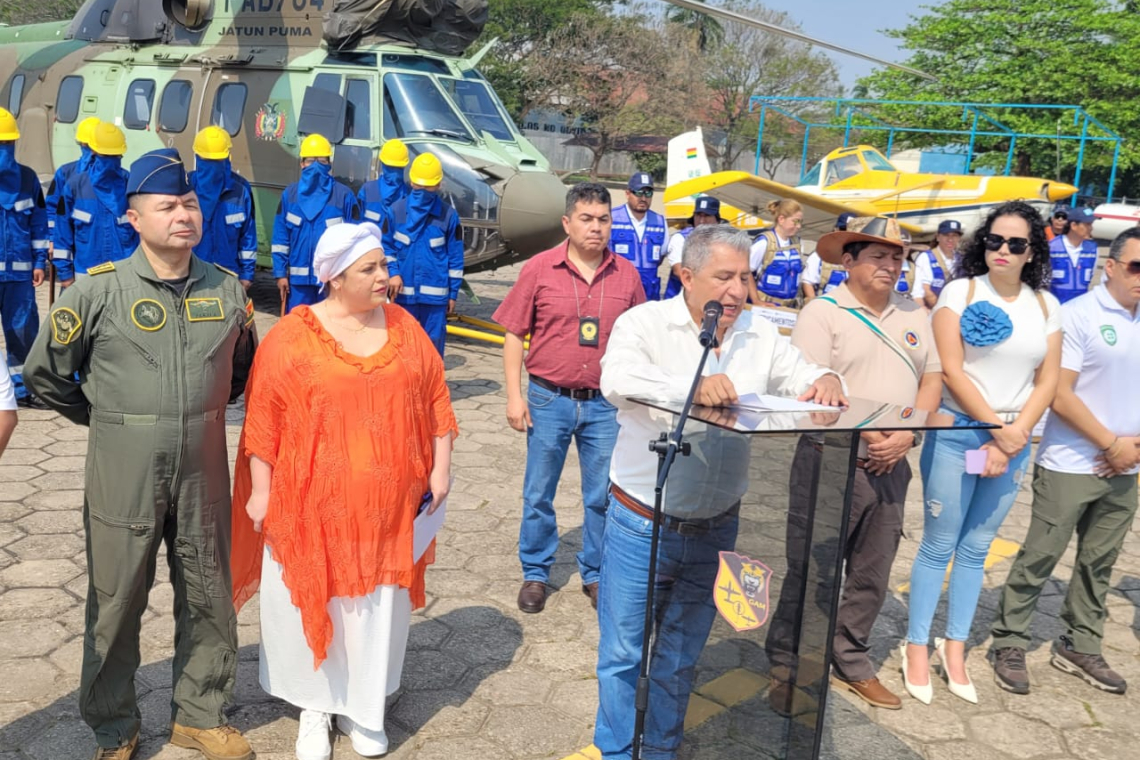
127,148,192,197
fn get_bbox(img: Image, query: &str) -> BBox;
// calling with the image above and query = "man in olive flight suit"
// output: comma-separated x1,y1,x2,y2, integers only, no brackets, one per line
25,148,257,760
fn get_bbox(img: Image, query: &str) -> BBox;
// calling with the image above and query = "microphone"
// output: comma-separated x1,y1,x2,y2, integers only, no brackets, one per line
698,300,724,348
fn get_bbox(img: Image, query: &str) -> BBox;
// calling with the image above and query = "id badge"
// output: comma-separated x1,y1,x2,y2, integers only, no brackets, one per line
579,316,600,346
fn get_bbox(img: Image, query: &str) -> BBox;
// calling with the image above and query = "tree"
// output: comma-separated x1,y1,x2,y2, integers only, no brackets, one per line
857,0,1140,192
696,0,842,174
665,0,724,52
0,0,82,25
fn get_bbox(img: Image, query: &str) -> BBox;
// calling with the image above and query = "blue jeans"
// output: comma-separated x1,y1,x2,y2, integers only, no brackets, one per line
400,301,447,357
594,497,739,760
520,381,617,586
907,414,1030,644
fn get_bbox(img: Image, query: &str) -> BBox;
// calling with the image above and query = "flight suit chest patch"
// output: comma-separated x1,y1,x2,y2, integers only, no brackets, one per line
131,299,167,332
185,298,225,322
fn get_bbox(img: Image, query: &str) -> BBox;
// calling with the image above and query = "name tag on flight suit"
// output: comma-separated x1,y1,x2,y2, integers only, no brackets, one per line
185,298,225,322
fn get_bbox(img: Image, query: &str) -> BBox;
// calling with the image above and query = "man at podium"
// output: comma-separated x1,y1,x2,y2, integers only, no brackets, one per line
595,225,845,760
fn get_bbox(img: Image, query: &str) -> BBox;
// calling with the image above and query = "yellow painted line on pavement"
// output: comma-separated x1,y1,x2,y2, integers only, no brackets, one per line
897,537,1021,594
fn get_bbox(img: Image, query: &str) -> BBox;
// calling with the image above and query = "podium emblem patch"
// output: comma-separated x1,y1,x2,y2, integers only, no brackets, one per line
714,551,772,632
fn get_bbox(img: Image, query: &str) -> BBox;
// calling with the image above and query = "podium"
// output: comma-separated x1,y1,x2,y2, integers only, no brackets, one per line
624,397,992,760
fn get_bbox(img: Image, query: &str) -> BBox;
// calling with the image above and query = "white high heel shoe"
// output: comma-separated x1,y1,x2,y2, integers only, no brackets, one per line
936,637,979,704
900,643,933,705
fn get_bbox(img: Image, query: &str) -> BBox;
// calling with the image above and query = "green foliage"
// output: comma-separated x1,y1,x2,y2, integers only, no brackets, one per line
666,0,724,51
0,0,82,25
857,0,1140,194
632,151,668,182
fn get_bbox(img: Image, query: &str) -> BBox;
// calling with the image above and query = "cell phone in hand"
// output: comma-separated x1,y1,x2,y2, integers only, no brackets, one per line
965,449,987,475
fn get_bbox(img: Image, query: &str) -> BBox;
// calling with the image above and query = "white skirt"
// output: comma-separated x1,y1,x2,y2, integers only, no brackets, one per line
258,546,411,731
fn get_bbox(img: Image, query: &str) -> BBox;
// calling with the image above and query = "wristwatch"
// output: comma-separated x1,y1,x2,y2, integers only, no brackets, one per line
911,430,924,448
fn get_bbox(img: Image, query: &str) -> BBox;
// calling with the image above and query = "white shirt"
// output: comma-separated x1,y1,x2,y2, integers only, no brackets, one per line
630,211,648,241
1062,236,1083,269
0,355,15,412
934,275,1061,417
748,233,795,273
801,252,823,286
1037,285,1140,474
601,295,836,514
913,247,959,300
666,231,687,268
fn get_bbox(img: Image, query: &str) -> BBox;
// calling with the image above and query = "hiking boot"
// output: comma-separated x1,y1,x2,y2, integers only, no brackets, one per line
170,723,253,760
1051,635,1127,694
92,734,138,760
991,646,1030,695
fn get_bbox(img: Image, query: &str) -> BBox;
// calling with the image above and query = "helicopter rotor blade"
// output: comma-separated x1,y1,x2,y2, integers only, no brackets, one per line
664,0,937,82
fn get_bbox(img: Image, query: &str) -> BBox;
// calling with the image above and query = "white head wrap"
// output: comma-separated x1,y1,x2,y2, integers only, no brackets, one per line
313,221,385,290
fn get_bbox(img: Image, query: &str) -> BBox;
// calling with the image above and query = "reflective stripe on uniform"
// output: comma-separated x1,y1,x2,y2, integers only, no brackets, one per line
285,213,302,226
325,217,343,227
364,210,382,221
116,215,130,225
72,209,92,223
13,198,33,212
394,232,411,245
420,285,449,297
48,219,55,229
289,266,310,276
448,269,463,278
10,262,32,271
271,244,290,253
0,263,4,271
239,250,257,260
429,237,445,247
386,256,397,264
225,212,246,224
400,286,415,296
32,239,50,250
52,248,72,260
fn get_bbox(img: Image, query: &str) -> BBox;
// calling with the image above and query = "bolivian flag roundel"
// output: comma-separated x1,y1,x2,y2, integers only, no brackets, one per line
714,551,772,632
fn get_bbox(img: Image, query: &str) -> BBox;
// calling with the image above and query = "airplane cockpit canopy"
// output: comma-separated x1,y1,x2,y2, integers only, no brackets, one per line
799,147,900,187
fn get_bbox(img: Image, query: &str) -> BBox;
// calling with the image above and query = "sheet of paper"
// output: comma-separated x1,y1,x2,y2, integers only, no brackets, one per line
413,499,447,562
734,392,837,413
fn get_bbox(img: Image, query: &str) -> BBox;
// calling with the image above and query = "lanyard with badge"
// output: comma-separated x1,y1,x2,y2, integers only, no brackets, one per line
571,268,606,346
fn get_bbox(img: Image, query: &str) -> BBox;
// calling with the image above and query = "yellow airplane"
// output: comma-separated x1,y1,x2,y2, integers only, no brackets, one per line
665,134,1077,237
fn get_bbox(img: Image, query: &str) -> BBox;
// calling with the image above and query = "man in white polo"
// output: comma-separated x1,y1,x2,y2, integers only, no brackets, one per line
990,227,1140,696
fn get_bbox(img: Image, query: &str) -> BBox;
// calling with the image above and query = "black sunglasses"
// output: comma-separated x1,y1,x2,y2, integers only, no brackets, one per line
631,188,654,198
1119,260,1140,275
984,234,1030,255
1052,212,1068,220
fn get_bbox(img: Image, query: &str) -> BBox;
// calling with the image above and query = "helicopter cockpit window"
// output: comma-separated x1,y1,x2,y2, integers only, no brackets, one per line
440,78,513,141
7,75,25,118
158,80,193,133
123,79,156,130
56,77,84,124
212,83,248,137
313,74,342,94
382,73,473,144
345,79,372,140
824,154,862,186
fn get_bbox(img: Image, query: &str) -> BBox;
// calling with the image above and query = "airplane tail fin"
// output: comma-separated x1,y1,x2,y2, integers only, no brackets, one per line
666,127,712,189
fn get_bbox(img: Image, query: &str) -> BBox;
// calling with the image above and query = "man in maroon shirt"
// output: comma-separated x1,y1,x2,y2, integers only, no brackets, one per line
494,182,646,613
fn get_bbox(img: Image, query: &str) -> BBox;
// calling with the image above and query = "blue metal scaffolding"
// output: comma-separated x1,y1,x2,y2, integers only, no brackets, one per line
748,96,1123,203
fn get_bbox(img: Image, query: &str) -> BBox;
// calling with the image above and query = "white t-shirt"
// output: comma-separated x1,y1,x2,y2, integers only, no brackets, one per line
1062,236,1082,269
801,252,823,285
748,233,794,273
0,355,16,412
1037,285,1140,474
666,231,687,268
933,274,1061,417
630,212,648,241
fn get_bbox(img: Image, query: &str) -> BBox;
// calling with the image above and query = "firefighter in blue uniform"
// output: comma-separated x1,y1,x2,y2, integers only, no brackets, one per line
1048,205,1099,304
0,108,50,408
357,138,410,229
45,116,100,236
383,152,464,357
272,133,359,312
610,172,667,300
663,195,722,299
52,122,138,287
189,127,257,290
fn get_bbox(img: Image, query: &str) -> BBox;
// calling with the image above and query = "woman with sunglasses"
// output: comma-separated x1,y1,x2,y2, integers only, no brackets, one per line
902,201,1062,705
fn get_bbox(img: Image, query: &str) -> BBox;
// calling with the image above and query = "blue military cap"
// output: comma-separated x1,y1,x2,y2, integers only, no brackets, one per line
937,219,962,235
1051,203,1071,218
628,172,654,191
1068,206,1096,224
693,195,721,217
835,212,857,231
127,148,192,197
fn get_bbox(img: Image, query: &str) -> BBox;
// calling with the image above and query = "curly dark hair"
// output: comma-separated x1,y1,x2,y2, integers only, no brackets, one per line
953,201,1052,291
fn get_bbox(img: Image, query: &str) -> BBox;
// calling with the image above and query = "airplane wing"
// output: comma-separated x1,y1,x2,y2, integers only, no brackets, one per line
664,171,922,237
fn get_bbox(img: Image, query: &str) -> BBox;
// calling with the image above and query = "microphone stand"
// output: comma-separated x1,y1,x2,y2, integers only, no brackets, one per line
631,329,719,760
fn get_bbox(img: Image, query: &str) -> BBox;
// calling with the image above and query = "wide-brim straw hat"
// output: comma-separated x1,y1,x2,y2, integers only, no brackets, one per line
815,216,906,264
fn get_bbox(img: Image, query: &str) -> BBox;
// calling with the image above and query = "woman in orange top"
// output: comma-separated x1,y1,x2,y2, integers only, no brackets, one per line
230,222,457,760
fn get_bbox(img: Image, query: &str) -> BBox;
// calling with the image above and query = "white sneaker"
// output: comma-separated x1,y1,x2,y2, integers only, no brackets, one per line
336,714,389,757
295,709,332,760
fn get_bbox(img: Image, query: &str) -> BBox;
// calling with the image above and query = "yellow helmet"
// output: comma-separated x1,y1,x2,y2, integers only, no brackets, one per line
90,122,127,156
0,108,19,141
193,126,233,160
379,138,410,168
299,133,333,159
75,117,101,147
409,152,443,187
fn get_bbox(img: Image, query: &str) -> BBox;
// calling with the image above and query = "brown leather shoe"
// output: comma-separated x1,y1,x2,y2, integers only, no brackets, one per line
92,734,138,760
582,582,599,609
830,674,902,710
170,723,253,760
518,580,547,613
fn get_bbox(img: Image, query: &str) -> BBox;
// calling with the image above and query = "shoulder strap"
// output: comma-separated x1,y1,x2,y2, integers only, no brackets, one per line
760,231,802,271
929,246,950,277
966,277,976,305
816,296,920,383
1035,291,1049,320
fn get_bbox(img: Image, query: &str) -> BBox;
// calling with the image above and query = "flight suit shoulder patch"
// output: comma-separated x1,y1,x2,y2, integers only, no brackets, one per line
214,263,239,278
50,308,83,345
86,262,116,276
244,298,255,326
185,297,225,322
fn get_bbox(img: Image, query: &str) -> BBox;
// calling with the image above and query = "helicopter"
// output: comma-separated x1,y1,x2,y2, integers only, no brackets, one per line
0,0,930,276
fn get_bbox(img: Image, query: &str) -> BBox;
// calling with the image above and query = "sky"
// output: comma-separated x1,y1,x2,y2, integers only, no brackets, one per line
757,0,931,90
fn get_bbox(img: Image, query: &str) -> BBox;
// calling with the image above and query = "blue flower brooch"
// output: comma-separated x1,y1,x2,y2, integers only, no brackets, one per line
960,301,1013,346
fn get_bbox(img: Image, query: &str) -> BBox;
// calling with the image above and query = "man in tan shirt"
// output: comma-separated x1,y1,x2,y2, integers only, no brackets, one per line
765,217,943,712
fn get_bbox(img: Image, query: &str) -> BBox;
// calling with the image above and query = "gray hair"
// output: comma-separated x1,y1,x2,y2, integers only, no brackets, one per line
564,182,611,216
681,224,752,272
1107,227,1140,261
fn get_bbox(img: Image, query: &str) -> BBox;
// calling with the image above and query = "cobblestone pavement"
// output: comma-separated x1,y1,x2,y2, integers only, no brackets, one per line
1,264,1137,760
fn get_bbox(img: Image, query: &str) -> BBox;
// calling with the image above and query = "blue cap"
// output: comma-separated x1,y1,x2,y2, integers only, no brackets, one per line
126,148,192,197
693,196,721,217
937,219,962,235
628,172,654,191
1052,203,1071,217
835,212,857,231
1068,206,1096,224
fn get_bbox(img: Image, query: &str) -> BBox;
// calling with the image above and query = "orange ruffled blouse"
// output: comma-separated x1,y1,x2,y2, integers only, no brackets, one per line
231,304,458,667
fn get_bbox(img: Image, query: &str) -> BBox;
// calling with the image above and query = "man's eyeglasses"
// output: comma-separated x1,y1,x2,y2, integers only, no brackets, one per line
984,234,1030,255
631,189,654,198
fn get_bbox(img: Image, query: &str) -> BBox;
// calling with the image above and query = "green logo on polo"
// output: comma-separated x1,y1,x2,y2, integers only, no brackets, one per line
1100,325,1117,346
